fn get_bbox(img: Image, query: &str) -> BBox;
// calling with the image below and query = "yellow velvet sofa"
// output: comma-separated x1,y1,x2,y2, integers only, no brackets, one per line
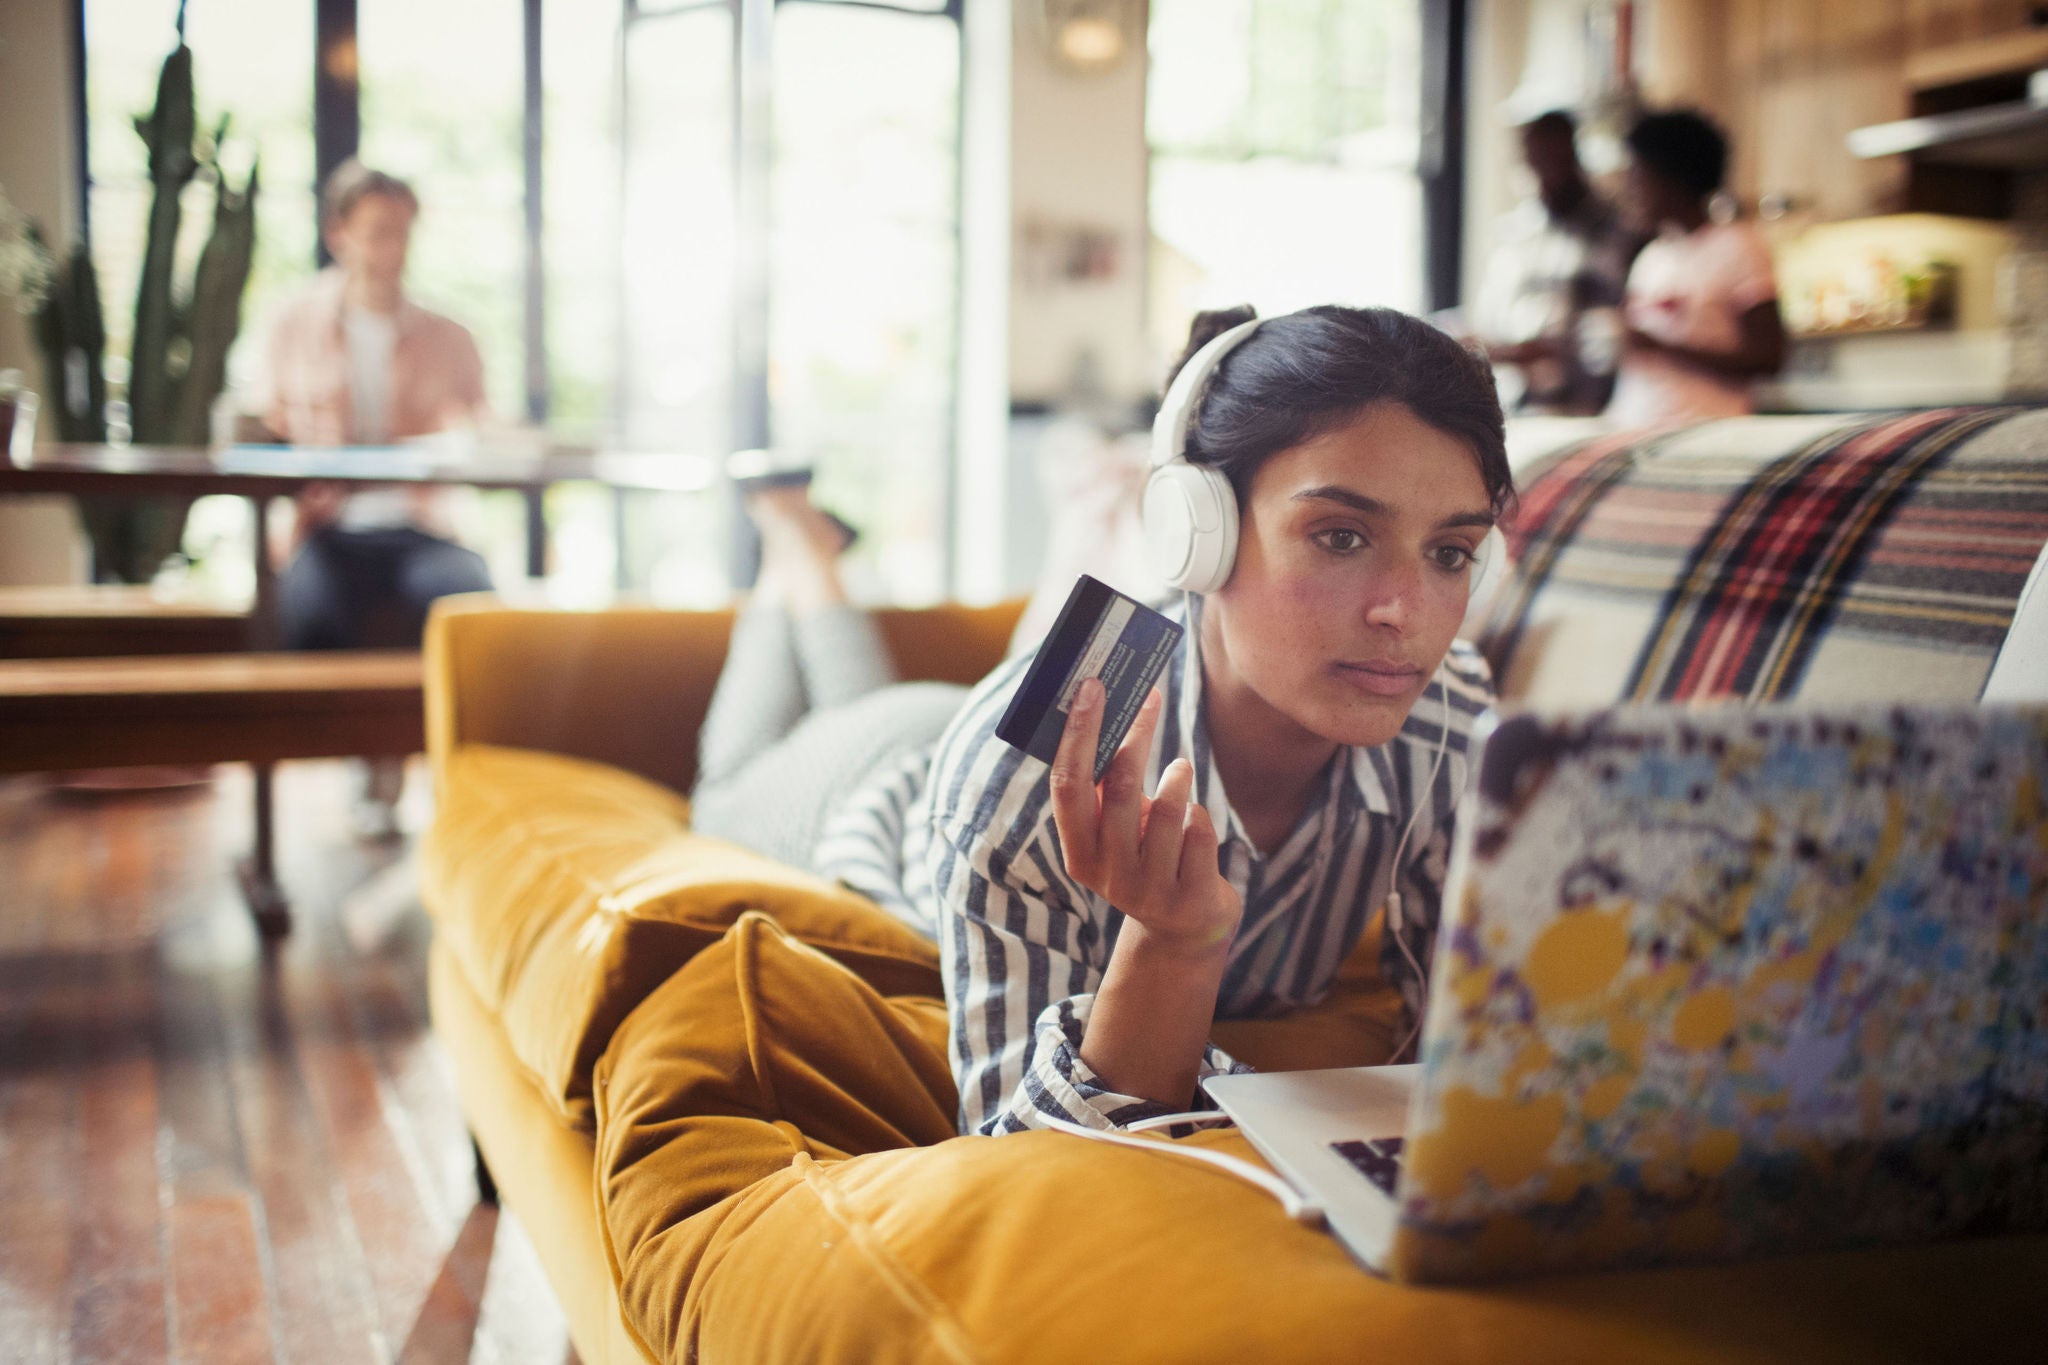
420,591,2047,1365
418,390,2048,1365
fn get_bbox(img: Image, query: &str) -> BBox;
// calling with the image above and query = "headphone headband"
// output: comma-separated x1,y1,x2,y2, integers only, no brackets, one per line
1149,317,1262,471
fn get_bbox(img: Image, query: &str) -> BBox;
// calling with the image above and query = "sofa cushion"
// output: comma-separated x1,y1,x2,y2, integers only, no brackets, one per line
420,743,942,1129
594,913,2048,1364
1483,409,2048,706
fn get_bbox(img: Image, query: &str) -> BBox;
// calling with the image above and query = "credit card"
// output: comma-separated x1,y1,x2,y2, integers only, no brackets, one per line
996,575,1183,780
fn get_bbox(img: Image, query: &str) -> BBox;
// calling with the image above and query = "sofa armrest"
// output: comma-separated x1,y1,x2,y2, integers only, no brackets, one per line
424,593,1024,796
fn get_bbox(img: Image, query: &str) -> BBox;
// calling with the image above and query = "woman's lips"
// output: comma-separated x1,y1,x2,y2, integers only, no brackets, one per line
1333,661,1424,697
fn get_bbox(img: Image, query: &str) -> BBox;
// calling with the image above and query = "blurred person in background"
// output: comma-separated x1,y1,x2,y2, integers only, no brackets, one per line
252,159,493,836
1608,109,1786,427
1471,110,1641,417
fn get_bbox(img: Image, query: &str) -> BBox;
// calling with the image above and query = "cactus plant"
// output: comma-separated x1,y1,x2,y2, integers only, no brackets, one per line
170,158,258,446
27,0,261,582
127,29,199,447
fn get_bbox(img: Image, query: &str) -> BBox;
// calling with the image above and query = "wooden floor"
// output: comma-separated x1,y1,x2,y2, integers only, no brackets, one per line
0,763,578,1365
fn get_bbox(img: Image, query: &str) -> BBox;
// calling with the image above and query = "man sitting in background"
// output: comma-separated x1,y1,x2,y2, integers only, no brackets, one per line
254,159,493,836
1472,110,1641,416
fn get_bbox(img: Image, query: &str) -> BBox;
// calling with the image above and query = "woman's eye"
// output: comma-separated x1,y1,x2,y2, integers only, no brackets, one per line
1432,544,1477,572
1315,529,1364,554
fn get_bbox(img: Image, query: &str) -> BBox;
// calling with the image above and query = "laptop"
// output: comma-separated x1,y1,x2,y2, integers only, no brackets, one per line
1205,704,2048,1283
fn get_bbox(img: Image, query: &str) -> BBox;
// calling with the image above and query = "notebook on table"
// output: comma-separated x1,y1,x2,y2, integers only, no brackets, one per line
1205,703,2048,1283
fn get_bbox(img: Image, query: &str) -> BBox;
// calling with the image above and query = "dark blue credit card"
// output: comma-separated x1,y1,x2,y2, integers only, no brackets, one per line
996,575,1183,781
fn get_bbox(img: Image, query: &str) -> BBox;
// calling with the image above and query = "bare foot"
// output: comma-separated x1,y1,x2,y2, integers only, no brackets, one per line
747,487,850,613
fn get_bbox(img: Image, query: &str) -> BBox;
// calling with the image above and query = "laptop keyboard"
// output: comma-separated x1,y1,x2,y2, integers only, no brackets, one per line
1329,1137,1405,1197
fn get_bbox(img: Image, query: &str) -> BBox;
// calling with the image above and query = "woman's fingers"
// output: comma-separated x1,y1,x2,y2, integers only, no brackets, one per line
1177,800,1221,888
1049,677,1105,879
1097,689,1163,889
1138,757,1192,894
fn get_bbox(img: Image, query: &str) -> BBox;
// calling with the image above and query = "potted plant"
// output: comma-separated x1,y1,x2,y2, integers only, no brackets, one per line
28,0,258,583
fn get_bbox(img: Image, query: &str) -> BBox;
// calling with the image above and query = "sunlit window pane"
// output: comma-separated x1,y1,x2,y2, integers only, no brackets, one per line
771,2,959,603
615,5,739,603
543,0,623,437
358,0,525,420
619,5,736,459
1147,0,1423,341
85,0,315,391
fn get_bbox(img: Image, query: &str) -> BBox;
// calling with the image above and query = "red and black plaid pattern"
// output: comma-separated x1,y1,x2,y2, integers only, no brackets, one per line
1625,409,2018,700
1480,408,2048,705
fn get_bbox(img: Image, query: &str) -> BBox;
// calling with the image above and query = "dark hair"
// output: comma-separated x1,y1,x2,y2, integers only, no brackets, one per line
1625,108,1727,202
1521,109,1577,140
321,158,420,224
1165,304,1513,520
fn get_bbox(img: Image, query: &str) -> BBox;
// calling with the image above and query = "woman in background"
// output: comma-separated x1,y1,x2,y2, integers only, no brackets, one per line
1608,108,1787,428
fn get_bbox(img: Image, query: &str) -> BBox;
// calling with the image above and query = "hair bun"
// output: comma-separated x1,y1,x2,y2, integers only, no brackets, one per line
1167,305,1257,389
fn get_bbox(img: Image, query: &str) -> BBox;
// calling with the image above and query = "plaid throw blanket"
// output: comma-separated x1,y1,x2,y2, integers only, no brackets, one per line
1480,409,2048,705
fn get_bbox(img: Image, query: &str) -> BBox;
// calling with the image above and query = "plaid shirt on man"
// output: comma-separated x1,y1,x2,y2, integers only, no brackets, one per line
1476,192,1642,416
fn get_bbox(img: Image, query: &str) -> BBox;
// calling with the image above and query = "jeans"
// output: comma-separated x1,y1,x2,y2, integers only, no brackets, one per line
278,525,492,650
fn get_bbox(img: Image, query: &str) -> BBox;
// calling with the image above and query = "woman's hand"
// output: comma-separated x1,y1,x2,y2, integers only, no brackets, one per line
1049,678,1242,956
296,480,348,529
277,481,347,567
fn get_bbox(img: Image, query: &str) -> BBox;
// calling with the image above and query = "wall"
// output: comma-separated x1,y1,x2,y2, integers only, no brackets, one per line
1640,0,2039,219
0,0,88,584
0,0,81,378
1007,2,1152,406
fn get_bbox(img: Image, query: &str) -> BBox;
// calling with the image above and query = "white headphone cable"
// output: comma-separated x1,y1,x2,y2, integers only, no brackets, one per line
1384,669,1453,1062
1124,1109,1234,1134
1036,1112,1325,1225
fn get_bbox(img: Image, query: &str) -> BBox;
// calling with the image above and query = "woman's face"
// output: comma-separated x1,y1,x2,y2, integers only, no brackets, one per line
1204,400,1493,751
1624,160,1688,231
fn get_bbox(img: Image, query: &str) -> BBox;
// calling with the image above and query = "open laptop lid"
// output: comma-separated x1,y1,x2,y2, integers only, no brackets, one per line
1387,704,2048,1283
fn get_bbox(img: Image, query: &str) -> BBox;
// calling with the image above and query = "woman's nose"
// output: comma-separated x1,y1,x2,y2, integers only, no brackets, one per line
1362,557,1423,631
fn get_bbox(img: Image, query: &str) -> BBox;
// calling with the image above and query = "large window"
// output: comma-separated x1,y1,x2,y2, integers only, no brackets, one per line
357,0,526,420
618,0,965,604
81,0,965,603
770,1,960,601
614,1,737,604
85,0,316,397
1147,0,1423,352
618,2,735,461
543,0,624,437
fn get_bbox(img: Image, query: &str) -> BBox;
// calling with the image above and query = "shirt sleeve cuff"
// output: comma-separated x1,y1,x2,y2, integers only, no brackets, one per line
999,999,1247,1133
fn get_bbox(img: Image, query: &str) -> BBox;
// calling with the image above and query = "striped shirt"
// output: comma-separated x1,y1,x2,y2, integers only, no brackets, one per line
817,595,1493,1135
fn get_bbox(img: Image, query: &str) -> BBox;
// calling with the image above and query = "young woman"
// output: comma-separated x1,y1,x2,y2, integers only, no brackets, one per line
691,304,1514,1137
1607,108,1787,427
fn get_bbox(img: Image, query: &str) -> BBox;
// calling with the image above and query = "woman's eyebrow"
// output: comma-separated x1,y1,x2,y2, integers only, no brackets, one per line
1293,485,1495,531
1294,486,1390,516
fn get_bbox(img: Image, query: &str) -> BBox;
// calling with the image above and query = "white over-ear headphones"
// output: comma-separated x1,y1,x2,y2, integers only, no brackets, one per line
1144,317,1263,594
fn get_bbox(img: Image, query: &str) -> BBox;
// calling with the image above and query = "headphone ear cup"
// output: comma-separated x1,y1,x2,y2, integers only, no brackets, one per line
1143,465,1239,594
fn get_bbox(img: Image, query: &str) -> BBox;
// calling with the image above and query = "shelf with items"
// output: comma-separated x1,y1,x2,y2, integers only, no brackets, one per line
1785,258,1958,340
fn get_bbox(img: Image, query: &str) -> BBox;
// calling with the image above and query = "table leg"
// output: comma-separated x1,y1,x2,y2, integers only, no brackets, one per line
524,487,547,579
238,499,290,934
236,761,292,938
247,493,281,649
